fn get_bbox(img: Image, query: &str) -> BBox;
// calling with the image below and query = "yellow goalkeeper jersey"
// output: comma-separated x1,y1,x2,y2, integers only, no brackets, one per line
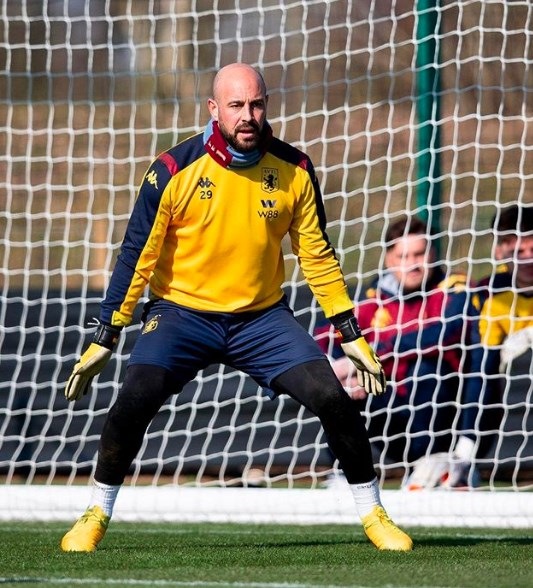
479,286,533,346
101,123,353,326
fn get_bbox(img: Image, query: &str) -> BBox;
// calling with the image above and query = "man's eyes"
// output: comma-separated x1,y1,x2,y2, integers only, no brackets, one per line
229,102,264,109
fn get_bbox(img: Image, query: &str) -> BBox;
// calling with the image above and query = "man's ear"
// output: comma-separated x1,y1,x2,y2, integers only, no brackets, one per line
207,98,218,121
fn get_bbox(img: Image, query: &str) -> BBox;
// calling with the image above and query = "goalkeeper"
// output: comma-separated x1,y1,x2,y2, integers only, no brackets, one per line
60,63,412,553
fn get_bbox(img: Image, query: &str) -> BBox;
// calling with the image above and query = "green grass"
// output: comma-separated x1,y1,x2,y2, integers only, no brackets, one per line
1,522,532,587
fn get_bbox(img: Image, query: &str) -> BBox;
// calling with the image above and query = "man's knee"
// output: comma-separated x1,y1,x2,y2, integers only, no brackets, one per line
271,359,349,415
109,364,179,426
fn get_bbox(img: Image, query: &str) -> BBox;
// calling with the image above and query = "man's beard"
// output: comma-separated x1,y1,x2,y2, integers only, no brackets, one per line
219,122,261,153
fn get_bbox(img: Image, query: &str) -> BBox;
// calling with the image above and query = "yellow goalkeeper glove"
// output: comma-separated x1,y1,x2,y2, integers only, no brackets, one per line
65,323,121,401
330,310,386,396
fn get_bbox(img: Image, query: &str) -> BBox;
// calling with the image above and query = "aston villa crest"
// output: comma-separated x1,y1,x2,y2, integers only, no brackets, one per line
142,314,161,334
262,167,279,193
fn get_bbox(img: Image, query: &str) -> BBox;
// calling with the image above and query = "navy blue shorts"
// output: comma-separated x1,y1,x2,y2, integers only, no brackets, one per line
128,297,327,394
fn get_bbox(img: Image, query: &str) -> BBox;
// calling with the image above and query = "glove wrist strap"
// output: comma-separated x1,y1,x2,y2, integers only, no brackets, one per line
93,323,121,350
329,310,362,342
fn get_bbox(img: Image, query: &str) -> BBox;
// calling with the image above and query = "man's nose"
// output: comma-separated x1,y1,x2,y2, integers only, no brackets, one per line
242,104,254,120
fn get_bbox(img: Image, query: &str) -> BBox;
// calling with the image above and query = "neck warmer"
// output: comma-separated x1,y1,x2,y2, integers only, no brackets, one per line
203,119,272,169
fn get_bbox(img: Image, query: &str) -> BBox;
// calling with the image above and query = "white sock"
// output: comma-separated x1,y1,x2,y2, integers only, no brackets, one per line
89,480,121,518
350,476,382,519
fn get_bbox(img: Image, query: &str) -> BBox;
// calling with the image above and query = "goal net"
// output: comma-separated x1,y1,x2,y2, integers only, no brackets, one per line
1,0,532,527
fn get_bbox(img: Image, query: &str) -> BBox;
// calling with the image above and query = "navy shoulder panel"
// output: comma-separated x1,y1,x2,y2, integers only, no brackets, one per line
267,136,312,170
157,132,205,176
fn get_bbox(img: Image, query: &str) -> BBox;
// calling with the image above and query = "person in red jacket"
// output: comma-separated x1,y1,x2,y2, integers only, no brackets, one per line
316,215,488,487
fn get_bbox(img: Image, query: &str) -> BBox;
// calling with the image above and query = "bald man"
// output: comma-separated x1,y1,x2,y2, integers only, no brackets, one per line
61,63,412,552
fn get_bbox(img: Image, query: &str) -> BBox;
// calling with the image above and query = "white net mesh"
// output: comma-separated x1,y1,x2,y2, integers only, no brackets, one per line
1,0,532,518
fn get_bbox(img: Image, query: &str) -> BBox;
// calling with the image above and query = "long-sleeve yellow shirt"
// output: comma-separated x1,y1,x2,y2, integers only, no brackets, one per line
101,124,353,326
479,287,533,346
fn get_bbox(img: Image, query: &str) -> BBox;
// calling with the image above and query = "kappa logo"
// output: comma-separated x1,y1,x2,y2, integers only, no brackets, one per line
198,176,216,188
142,314,161,334
262,167,279,193
146,170,158,190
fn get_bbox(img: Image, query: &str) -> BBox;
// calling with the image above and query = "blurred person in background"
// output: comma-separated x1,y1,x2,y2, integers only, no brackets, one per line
476,204,533,376
316,215,493,490
471,204,533,472
474,206,521,294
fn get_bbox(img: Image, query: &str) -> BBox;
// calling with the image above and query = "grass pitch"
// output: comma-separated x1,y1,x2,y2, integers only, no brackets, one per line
1,521,532,587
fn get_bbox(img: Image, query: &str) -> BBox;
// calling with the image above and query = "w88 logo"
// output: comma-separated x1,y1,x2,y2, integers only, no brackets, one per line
257,209,279,219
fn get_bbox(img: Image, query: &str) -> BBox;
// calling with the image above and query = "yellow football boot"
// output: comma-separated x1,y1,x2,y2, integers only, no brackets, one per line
60,506,110,552
362,506,413,551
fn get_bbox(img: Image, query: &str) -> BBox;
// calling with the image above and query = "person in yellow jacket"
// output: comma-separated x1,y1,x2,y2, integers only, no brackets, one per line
477,204,533,373
60,63,412,553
